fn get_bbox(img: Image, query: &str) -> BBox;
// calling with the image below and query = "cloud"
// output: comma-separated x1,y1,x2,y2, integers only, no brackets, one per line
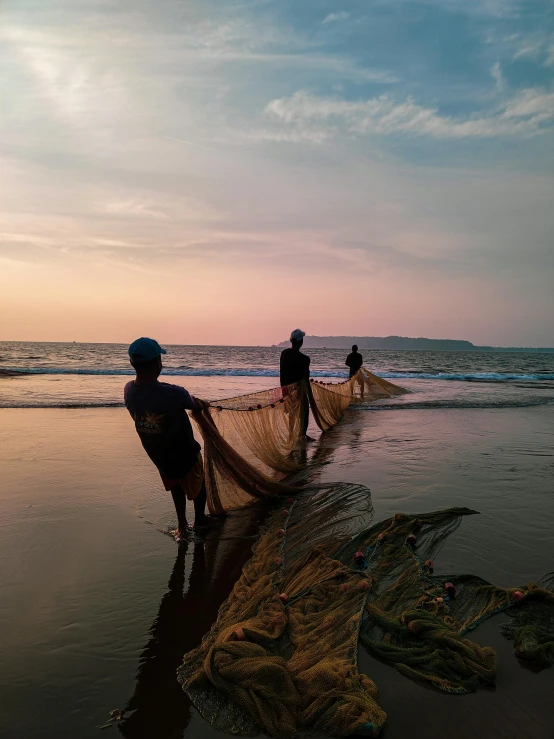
490,61,504,92
262,88,554,141
322,12,350,25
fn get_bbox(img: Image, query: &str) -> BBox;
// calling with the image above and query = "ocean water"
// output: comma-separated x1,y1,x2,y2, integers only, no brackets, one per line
1,342,554,739
1,341,554,409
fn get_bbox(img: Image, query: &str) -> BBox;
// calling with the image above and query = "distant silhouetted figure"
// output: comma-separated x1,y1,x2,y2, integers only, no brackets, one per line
345,344,363,378
280,329,313,440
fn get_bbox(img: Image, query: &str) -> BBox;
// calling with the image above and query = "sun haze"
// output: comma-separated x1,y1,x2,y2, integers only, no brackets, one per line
1,0,553,346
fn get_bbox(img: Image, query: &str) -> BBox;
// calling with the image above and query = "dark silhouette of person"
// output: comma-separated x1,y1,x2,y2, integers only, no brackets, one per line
118,504,269,739
280,329,312,439
124,337,216,541
345,345,363,378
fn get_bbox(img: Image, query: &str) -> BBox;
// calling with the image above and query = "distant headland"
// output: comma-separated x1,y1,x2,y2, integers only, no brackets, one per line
274,336,554,352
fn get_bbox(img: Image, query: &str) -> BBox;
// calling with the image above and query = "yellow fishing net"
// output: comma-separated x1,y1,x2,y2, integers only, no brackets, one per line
310,368,405,431
193,368,407,513
178,502,554,737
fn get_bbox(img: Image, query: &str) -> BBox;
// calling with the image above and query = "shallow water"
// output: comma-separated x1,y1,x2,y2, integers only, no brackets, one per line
1,389,553,738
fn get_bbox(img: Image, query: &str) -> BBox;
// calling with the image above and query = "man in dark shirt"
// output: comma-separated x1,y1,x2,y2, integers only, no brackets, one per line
345,344,363,378
280,328,312,439
124,337,215,541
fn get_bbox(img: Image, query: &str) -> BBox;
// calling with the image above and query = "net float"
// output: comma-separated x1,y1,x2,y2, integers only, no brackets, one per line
436,597,445,607
359,581,370,591
377,533,386,541
513,590,525,602
276,528,285,537
271,403,275,408
274,557,282,566
425,559,434,569
444,582,456,596
354,551,365,563
279,593,289,604
248,406,253,411
282,509,289,516
287,498,294,504
257,404,262,409
407,534,417,546
234,628,246,641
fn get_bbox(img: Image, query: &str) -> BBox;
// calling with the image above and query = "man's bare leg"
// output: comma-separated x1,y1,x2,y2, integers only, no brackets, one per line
300,393,315,442
170,484,189,535
193,484,208,528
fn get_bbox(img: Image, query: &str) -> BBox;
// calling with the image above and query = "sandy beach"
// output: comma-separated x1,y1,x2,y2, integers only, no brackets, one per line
1,400,553,739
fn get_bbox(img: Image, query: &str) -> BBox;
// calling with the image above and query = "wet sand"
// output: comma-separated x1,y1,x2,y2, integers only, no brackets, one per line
1,405,553,739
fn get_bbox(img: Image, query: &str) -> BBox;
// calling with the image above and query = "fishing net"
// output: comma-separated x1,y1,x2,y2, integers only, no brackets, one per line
193,368,407,513
177,482,383,738
192,383,306,514
354,510,554,696
309,369,405,431
177,504,554,737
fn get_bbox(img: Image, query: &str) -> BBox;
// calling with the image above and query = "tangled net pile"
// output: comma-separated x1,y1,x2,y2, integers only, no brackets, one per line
192,368,405,514
178,503,554,737
176,367,553,737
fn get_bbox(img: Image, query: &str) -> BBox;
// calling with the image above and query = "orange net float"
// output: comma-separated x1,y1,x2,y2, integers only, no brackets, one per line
234,628,246,641
444,582,455,597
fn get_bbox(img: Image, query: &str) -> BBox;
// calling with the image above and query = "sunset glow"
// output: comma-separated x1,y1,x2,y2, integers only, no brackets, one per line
1,0,553,346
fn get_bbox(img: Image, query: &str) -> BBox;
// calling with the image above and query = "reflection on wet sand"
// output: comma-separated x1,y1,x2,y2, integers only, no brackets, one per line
118,504,270,738
118,432,338,738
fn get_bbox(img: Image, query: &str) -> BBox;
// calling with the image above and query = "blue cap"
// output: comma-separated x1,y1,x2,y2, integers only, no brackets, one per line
128,337,167,364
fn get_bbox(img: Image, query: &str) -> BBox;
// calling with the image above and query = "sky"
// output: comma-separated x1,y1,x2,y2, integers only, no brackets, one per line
1,0,553,346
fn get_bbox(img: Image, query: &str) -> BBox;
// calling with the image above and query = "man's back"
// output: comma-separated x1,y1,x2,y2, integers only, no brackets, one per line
280,347,311,387
124,380,200,478
345,350,363,376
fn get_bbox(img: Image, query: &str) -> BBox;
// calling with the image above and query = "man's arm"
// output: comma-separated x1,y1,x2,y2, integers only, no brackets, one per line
303,355,311,380
279,350,287,386
177,386,209,412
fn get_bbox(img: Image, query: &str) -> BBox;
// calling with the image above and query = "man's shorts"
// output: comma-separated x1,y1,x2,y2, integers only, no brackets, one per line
159,453,204,500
